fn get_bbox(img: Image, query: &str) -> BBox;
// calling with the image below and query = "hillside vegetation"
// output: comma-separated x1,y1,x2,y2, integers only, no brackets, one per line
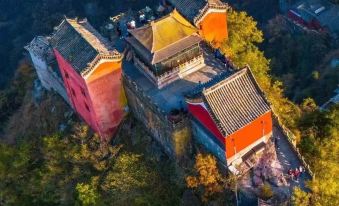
0,1,338,205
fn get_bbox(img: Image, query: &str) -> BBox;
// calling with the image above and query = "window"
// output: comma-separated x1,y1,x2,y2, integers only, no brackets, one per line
84,102,90,112
65,72,69,79
81,88,86,97
71,88,76,97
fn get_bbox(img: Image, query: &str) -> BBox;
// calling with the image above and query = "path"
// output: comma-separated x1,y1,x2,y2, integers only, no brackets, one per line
274,126,312,191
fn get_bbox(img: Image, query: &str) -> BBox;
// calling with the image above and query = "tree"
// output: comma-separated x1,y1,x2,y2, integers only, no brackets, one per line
186,153,234,202
293,127,339,206
293,105,338,205
222,10,263,60
102,153,152,194
76,181,100,206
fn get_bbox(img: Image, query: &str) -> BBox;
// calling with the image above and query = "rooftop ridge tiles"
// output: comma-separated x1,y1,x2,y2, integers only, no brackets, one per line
129,10,197,53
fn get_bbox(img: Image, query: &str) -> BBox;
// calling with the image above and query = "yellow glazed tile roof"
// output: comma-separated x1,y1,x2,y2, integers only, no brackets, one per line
129,9,197,53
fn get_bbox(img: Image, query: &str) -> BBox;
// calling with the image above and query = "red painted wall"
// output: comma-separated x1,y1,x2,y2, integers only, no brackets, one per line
54,49,98,132
225,111,272,159
188,101,273,162
199,12,228,48
54,50,127,141
187,102,224,144
86,61,127,140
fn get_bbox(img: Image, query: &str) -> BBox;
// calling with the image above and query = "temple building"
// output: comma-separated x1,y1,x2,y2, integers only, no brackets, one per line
50,18,128,141
286,0,339,39
186,67,273,168
25,36,69,104
164,0,229,47
126,10,205,89
124,9,230,158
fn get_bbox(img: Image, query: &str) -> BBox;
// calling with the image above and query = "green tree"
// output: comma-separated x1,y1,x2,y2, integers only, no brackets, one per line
293,126,339,206
76,181,100,206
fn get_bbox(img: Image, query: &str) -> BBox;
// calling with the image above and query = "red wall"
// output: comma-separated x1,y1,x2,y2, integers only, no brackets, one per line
199,12,228,48
225,111,272,159
54,49,98,132
187,102,224,144
188,101,273,161
54,50,127,141
86,61,126,140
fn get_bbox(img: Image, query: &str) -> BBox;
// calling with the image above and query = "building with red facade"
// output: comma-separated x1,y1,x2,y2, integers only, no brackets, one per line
165,0,229,47
186,67,272,168
27,0,273,172
50,18,127,141
286,0,339,39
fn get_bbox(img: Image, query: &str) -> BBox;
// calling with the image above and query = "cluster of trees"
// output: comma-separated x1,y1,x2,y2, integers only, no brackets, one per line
293,106,339,206
0,121,182,205
264,15,338,103
330,0,339,4
186,153,236,203
222,10,301,132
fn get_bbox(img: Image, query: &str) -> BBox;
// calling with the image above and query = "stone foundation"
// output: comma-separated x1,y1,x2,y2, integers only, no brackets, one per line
123,75,192,159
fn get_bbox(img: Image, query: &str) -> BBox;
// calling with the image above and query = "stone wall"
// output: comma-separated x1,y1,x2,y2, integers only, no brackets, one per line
191,119,226,164
123,75,192,159
28,49,69,105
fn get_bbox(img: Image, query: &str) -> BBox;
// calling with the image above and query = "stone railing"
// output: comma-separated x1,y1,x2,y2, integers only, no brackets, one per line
176,55,204,77
134,55,182,89
272,111,314,178
124,74,166,114
157,69,180,89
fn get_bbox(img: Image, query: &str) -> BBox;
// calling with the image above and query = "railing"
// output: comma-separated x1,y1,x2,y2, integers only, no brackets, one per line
272,111,314,178
175,55,204,77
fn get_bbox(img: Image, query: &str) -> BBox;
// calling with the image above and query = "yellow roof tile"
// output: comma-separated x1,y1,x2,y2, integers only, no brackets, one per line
129,9,197,53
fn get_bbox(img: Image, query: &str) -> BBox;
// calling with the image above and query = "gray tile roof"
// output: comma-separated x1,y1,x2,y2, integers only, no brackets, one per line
202,67,271,136
292,0,339,34
167,0,207,23
167,0,227,24
50,18,114,74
